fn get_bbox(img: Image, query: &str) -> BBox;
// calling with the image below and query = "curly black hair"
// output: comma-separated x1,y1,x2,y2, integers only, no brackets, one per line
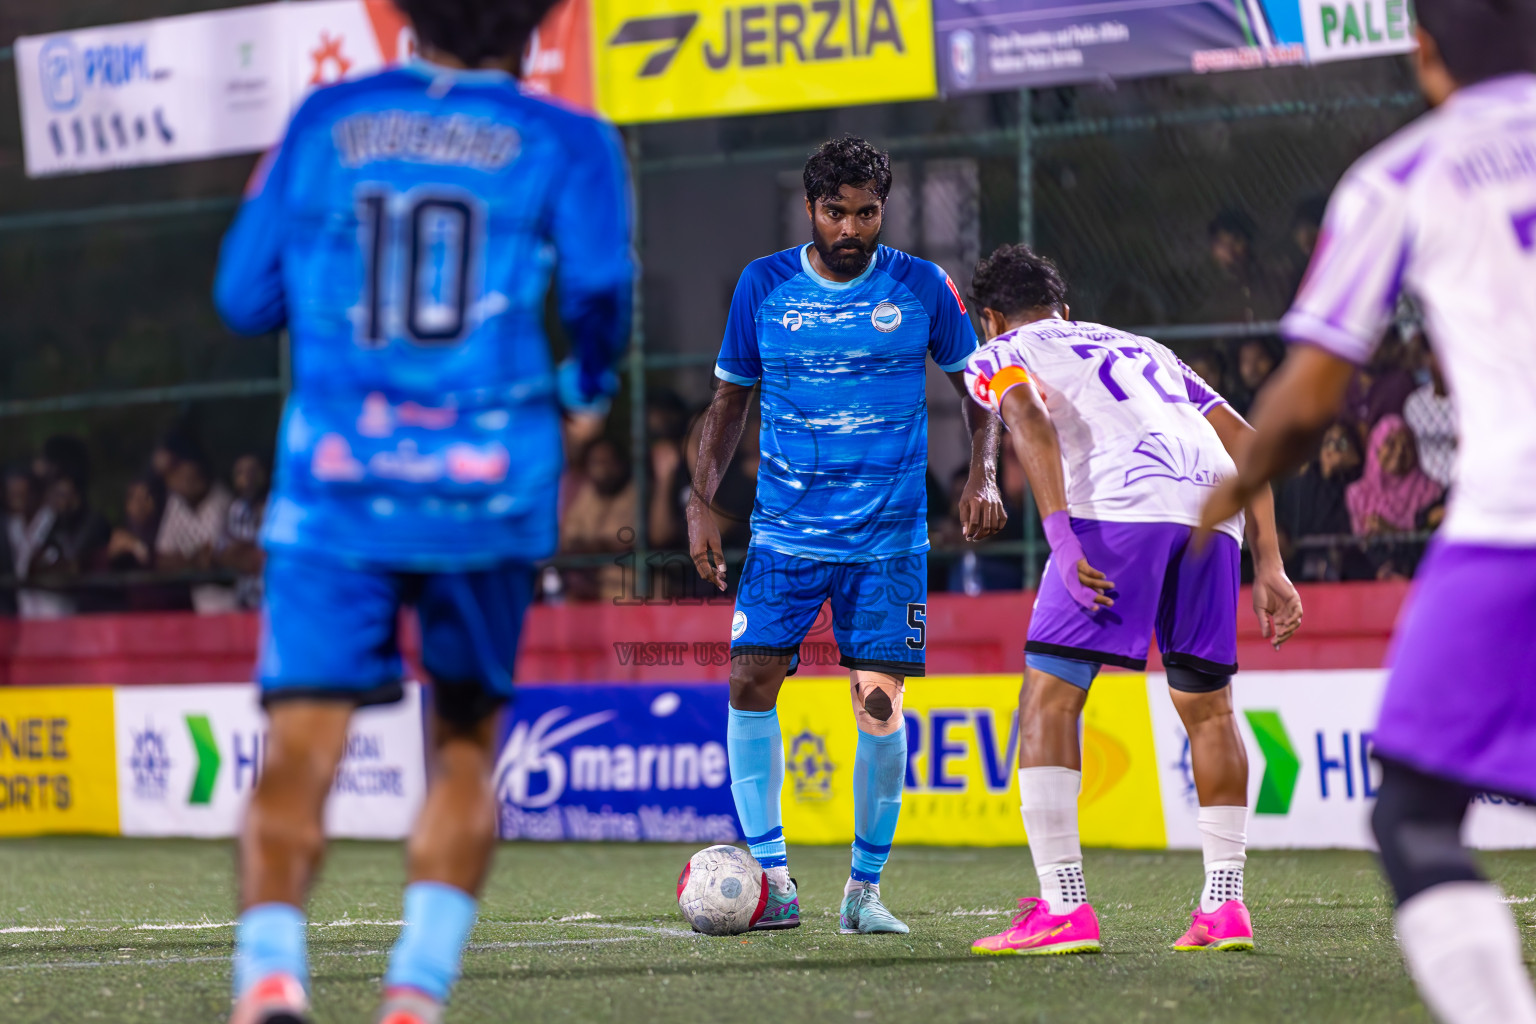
1416,0,1536,85
803,136,892,205
396,0,561,68
970,244,1068,318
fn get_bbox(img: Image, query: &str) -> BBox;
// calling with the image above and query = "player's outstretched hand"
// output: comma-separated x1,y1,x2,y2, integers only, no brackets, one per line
1252,563,1303,650
686,497,728,592
959,474,1008,541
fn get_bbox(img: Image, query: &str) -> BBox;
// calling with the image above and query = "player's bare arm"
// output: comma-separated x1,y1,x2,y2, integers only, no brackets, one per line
946,369,1007,541
1200,346,1356,534
996,384,1114,607
1204,403,1304,649
686,379,755,590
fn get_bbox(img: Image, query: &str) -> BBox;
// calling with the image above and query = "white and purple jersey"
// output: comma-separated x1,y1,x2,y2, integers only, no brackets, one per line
1284,73,1536,546
964,319,1244,542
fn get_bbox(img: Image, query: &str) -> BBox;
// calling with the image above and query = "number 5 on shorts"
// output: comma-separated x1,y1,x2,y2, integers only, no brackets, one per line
906,603,927,651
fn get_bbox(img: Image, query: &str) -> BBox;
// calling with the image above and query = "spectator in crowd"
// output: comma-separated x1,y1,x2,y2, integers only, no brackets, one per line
155,437,236,614
32,434,90,496
646,389,691,551
24,465,110,618
105,474,188,612
1185,347,1228,401
559,436,637,601
3,462,47,588
1195,208,1289,325
1279,195,1328,300
1276,422,1373,582
1348,415,1445,580
216,454,269,610
1232,337,1281,418
1403,352,1457,488
1341,322,1419,436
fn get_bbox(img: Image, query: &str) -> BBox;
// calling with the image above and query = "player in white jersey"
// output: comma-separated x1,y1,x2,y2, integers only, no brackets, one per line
1200,0,1536,1018
958,245,1302,956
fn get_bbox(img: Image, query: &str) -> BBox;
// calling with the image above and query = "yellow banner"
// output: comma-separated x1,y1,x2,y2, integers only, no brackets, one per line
595,0,937,123
779,674,1166,848
0,687,119,836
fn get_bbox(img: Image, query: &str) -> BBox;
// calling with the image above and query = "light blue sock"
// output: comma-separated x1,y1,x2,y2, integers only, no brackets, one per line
851,724,907,884
384,882,478,1003
727,705,787,868
233,902,307,997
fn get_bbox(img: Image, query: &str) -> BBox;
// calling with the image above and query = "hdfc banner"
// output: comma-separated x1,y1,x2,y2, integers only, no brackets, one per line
594,0,938,123
1149,670,1536,850
114,683,426,839
14,0,595,178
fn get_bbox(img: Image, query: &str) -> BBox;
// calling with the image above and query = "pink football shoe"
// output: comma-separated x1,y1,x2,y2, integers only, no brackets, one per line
230,972,310,1024
1173,900,1255,951
970,897,1101,955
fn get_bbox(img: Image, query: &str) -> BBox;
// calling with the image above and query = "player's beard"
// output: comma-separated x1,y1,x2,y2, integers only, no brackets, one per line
812,230,879,276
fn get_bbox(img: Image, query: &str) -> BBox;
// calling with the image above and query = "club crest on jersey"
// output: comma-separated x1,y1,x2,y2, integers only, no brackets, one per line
781,309,804,332
731,610,748,640
871,301,902,332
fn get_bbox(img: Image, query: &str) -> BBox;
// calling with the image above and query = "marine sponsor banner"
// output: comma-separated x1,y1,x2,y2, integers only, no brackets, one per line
0,687,119,836
593,0,937,123
1149,670,1536,850
494,684,739,842
934,0,1308,94
779,673,1165,847
15,0,594,178
114,683,425,838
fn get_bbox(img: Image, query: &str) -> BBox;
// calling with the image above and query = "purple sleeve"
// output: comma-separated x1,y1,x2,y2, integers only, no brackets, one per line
1178,359,1225,414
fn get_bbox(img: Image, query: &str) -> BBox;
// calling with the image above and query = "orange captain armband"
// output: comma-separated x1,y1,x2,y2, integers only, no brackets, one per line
988,365,1034,405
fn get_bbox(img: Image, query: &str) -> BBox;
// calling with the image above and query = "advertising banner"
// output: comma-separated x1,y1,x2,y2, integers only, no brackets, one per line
593,0,938,123
0,687,119,836
15,5,291,178
494,683,738,842
114,683,426,839
1298,0,1415,64
779,673,1164,847
15,0,595,178
1149,670,1536,850
934,0,1308,94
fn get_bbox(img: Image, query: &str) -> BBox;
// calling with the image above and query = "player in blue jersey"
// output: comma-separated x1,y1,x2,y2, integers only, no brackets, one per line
687,137,1006,935
212,2,633,1022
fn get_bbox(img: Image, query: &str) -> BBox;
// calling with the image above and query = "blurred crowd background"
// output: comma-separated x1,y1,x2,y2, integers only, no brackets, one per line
0,15,1453,613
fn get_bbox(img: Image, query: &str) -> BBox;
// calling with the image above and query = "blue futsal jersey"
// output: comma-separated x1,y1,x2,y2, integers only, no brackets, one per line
715,244,977,560
214,62,633,571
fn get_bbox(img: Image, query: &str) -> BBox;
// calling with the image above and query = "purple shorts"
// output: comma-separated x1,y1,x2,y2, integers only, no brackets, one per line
1026,518,1240,674
1373,541,1536,801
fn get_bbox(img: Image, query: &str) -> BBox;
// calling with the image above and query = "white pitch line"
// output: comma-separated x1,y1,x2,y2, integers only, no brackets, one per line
0,921,699,972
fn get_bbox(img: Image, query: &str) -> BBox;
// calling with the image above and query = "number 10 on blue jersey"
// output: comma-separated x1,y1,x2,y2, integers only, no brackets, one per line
356,186,484,348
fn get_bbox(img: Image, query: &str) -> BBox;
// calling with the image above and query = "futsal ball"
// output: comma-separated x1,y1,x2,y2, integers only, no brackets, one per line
676,845,766,935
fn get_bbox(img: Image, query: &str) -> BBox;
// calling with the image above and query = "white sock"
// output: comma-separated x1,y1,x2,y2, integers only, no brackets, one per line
844,877,877,897
1397,881,1536,1024
1019,767,1085,913
765,866,793,895
1198,805,1248,913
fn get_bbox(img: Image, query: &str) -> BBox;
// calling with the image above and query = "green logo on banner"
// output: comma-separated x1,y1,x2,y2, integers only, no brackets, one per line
1244,710,1299,815
185,714,221,805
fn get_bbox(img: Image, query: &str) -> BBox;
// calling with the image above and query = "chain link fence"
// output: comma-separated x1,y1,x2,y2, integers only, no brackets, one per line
0,9,1430,606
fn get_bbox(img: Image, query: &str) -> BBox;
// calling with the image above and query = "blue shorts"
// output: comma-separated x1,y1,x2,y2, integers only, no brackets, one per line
730,546,926,677
258,549,534,713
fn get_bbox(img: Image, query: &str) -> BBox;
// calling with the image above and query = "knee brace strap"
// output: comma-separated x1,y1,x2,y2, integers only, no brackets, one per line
1370,757,1482,906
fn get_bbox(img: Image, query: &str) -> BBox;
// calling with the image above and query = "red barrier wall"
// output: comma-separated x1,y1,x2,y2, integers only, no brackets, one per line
0,580,1410,687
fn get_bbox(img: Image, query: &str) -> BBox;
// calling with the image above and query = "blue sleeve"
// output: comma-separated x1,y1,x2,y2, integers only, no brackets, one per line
715,266,765,385
908,259,978,371
213,139,291,336
552,118,635,403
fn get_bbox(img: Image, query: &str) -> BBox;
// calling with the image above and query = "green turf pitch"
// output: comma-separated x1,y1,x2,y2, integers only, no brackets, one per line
2,840,1535,1023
